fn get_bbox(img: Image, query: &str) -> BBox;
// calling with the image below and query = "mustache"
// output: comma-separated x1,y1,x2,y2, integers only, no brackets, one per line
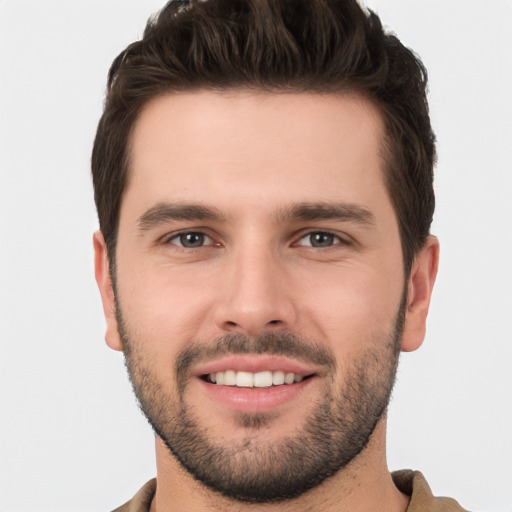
176,332,336,383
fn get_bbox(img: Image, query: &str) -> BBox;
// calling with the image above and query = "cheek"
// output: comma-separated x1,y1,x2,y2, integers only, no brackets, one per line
116,261,215,353
295,262,404,356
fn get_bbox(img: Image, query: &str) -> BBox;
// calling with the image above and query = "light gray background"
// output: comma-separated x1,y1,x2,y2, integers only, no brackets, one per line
1,1,511,511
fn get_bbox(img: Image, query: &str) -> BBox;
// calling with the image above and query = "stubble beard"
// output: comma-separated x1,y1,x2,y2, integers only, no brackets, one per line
118,298,405,504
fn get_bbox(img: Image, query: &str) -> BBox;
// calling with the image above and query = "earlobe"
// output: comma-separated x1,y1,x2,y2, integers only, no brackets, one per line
93,231,123,351
401,235,440,352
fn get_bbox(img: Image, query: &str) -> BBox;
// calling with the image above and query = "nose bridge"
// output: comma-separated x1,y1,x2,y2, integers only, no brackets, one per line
215,238,295,336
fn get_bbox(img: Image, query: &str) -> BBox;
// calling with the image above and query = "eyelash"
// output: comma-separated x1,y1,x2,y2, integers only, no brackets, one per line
163,230,348,249
164,231,216,249
294,231,345,248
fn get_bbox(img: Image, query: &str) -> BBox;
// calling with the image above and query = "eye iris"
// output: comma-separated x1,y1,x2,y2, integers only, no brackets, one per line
180,233,204,248
311,232,334,247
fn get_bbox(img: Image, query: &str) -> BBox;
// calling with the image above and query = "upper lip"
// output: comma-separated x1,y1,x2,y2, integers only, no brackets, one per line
192,355,320,378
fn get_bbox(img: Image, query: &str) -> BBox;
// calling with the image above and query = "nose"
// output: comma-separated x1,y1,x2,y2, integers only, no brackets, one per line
213,245,297,337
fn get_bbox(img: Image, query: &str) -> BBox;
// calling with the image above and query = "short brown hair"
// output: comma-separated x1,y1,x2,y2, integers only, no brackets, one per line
92,0,435,275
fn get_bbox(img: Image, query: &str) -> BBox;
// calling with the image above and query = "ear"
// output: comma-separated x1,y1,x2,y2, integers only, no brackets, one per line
401,235,440,352
93,231,123,351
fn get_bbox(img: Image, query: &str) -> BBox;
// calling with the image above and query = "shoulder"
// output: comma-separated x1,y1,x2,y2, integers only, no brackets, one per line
392,470,468,512
111,479,157,512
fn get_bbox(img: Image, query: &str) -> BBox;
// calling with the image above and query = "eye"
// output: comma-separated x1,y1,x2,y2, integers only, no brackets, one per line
296,231,343,248
168,232,214,248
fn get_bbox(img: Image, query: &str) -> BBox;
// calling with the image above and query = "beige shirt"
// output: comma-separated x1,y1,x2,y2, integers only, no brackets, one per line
112,470,467,512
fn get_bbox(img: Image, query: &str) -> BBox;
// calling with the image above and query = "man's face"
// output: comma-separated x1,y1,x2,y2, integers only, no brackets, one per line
96,92,431,502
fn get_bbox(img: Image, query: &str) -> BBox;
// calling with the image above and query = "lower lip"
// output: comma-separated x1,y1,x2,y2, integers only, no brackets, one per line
197,377,314,414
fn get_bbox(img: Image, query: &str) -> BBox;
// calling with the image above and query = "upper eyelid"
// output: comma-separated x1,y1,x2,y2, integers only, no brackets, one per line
161,228,216,243
299,229,340,237
293,229,350,243
171,232,212,241
158,228,352,246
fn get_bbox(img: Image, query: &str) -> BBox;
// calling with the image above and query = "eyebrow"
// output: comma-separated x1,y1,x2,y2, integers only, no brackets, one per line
137,200,375,233
137,203,226,232
277,202,375,226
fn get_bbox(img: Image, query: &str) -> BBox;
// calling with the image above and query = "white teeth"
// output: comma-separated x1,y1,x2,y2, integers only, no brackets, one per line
235,371,253,388
272,370,285,385
254,371,273,388
224,370,236,386
209,370,306,388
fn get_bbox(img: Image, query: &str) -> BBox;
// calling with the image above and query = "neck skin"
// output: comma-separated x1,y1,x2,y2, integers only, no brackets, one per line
149,417,410,512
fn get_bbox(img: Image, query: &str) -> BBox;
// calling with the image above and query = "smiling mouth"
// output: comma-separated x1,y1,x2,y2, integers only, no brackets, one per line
202,370,314,388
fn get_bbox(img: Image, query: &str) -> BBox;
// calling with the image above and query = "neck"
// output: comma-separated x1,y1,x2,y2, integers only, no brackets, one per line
149,419,410,512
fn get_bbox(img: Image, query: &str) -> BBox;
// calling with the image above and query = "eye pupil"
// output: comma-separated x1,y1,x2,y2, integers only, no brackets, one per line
180,233,204,247
311,232,333,247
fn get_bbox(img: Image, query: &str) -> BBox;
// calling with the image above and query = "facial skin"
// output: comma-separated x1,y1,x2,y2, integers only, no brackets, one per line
95,91,438,511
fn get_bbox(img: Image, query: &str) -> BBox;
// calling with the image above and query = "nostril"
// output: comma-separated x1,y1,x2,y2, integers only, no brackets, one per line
220,318,285,335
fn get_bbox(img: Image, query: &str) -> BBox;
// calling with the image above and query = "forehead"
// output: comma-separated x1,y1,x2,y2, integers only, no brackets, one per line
125,90,390,221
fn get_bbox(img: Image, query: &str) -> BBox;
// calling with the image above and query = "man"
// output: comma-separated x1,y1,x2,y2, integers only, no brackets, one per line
91,0,466,510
